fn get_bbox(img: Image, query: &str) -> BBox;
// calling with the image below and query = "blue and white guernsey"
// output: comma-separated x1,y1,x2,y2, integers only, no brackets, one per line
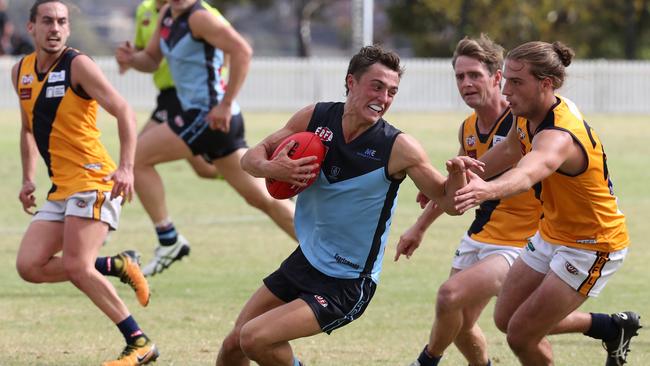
296,102,404,284
159,2,240,114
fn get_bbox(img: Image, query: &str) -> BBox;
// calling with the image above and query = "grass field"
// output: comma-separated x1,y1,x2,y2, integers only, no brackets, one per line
0,109,648,365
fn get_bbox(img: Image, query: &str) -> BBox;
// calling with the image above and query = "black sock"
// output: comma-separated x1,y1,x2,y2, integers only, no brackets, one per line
417,345,441,366
156,223,178,246
116,315,146,345
584,313,618,341
94,255,122,277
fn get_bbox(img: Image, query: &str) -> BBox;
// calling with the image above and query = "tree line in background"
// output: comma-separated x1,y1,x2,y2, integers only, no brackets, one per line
211,0,650,59
5,0,650,59
389,0,650,59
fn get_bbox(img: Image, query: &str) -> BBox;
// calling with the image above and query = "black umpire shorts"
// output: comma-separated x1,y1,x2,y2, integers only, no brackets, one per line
150,88,183,124
263,247,377,334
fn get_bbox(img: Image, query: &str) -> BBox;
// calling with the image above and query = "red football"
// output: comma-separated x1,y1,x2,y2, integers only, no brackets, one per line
265,132,326,199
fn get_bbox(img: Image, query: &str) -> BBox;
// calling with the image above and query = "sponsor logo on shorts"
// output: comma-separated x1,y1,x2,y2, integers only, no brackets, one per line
76,200,88,208
314,126,333,142
526,239,535,252
334,253,360,269
174,115,185,128
154,110,168,122
454,249,460,257
565,261,579,275
576,238,597,244
314,295,328,307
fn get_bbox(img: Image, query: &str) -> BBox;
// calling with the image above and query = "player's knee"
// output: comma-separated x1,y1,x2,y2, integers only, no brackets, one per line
220,328,244,357
505,327,528,355
62,258,91,286
239,323,266,360
493,310,509,333
16,258,42,283
436,282,461,312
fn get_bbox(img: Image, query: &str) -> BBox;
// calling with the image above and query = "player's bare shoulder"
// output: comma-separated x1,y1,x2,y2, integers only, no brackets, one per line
388,132,428,179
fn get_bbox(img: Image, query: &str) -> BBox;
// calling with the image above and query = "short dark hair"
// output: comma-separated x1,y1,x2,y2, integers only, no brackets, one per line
345,44,404,96
30,0,67,22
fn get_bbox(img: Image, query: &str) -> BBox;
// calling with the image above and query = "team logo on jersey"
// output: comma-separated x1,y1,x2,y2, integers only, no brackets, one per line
142,11,152,26
467,150,477,159
48,70,66,83
160,17,173,39
21,74,34,85
314,295,329,307
174,115,185,128
493,135,506,145
357,148,380,161
45,85,66,98
328,166,341,179
466,135,476,147
565,262,579,275
314,126,333,142
19,88,32,100
517,127,526,141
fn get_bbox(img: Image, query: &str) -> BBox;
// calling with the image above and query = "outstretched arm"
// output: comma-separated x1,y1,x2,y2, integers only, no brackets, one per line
72,55,137,202
454,129,574,213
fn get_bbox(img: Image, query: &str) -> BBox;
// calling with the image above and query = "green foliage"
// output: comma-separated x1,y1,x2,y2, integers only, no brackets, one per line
387,0,650,59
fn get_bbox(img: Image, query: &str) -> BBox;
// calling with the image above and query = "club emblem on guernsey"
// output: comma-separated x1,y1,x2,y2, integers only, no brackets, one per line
314,295,329,307
314,126,333,142
329,166,341,178
466,135,476,147
21,74,33,85
517,127,526,141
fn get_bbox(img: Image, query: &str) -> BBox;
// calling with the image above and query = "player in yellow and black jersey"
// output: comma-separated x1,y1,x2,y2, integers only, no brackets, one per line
13,1,157,365
451,41,640,366
398,35,541,366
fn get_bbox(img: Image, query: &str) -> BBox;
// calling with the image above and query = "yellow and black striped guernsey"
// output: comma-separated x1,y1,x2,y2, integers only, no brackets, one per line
516,96,629,252
461,109,542,247
17,48,115,200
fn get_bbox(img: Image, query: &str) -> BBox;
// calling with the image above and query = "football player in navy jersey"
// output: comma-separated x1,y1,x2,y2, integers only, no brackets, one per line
216,45,482,366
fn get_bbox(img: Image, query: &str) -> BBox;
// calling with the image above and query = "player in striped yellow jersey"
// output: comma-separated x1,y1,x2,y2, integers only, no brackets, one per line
451,41,640,366
400,35,541,366
13,1,157,365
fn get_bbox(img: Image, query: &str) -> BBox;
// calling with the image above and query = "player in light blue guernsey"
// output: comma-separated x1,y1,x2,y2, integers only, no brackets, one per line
217,45,483,366
116,0,296,277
